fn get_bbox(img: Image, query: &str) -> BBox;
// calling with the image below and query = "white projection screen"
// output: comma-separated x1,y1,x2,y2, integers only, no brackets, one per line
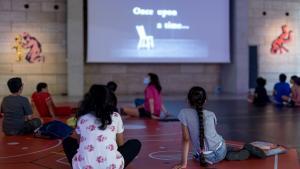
86,0,230,63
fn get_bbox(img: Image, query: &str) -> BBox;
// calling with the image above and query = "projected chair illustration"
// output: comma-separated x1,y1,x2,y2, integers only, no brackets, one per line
136,25,154,50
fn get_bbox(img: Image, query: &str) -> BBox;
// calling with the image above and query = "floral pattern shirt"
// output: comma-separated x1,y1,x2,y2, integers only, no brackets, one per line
72,112,125,169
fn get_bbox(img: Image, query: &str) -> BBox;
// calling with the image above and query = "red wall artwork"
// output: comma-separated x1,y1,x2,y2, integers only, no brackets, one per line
270,25,293,54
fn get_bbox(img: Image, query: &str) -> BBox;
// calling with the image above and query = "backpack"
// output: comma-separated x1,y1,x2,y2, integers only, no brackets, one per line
34,120,73,139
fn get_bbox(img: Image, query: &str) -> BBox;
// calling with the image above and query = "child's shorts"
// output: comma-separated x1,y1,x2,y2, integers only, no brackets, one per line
138,108,151,118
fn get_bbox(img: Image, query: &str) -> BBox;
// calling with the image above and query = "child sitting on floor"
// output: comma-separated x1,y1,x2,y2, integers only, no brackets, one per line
106,81,119,112
273,73,291,105
2,77,42,136
106,81,118,93
63,84,141,169
284,77,300,107
173,86,252,168
248,77,270,106
31,82,74,119
121,73,169,119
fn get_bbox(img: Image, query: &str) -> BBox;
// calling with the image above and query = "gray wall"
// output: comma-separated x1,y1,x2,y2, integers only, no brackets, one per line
221,0,249,94
249,0,300,91
67,0,84,96
0,0,67,96
1,0,295,96
85,64,221,95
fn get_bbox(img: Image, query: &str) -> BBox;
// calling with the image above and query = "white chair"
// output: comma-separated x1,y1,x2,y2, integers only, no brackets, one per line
136,25,154,50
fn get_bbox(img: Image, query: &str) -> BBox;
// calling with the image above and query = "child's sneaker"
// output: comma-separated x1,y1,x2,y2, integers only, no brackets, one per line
244,143,266,159
226,149,250,161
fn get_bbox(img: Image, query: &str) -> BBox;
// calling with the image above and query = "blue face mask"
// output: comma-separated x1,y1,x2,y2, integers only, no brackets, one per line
143,77,150,85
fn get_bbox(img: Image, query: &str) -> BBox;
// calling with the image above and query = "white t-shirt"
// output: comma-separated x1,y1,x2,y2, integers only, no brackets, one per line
72,112,125,169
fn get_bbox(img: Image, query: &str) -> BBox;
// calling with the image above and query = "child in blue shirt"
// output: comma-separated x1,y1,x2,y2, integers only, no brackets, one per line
273,74,291,105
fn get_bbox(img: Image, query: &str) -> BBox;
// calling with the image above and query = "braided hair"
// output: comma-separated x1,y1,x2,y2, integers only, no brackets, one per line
188,86,207,167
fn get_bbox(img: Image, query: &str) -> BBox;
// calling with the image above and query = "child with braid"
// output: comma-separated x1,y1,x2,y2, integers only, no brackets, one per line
173,87,250,168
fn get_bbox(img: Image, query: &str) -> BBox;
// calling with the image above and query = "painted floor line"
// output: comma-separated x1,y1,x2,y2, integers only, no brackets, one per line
56,156,69,166
0,140,62,159
274,154,278,169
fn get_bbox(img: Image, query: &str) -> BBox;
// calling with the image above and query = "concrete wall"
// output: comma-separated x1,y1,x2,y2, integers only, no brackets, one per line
221,0,249,94
67,0,84,97
249,0,300,90
85,64,221,95
0,0,67,96
4,0,290,96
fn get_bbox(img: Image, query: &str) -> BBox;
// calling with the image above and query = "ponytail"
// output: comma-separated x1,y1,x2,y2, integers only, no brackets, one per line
188,86,207,167
196,104,207,167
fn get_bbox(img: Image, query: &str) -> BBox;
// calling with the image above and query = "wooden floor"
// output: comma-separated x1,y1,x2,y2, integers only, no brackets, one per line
0,100,299,169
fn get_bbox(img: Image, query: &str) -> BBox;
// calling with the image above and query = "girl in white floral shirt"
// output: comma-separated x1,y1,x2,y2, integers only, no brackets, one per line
63,85,141,169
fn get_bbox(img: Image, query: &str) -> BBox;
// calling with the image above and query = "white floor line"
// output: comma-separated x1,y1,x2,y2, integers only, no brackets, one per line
148,151,193,161
0,140,62,159
274,154,278,169
56,156,70,166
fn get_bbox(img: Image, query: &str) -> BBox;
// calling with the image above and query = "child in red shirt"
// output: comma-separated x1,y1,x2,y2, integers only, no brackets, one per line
31,82,74,118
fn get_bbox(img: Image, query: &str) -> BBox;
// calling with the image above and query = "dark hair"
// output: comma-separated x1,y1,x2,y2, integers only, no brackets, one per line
36,82,47,92
76,85,117,130
279,73,287,82
148,73,162,93
7,77,23,93
294,78,300,86
256,77,266,87
291,75,298,82
187,86,207,167
106,81,117,92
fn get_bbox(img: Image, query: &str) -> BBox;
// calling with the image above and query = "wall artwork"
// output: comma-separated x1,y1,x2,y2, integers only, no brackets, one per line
270,25,293,54
12,32,45,63
12,34,24,62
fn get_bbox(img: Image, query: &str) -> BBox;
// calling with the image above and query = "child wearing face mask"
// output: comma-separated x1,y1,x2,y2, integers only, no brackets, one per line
121,73,169,119
133,76,151,108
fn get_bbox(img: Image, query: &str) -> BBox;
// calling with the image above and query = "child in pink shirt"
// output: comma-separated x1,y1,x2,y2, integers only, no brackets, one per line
290,78,300,106
282,76,300,107
122,73,168,119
